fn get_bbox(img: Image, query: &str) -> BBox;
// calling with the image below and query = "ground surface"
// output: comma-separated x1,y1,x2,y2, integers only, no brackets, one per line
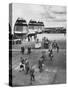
12,47,66,86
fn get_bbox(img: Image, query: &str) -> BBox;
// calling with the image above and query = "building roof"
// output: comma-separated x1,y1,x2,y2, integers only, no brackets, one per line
15,18,27,26
37,21,44,26
28,20,44,26
28,20,37,26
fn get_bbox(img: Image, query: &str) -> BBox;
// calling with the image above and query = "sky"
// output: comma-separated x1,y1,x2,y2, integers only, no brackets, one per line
11,3,66,33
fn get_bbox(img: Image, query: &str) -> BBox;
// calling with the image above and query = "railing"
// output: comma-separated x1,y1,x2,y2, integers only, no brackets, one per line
9,39,22,45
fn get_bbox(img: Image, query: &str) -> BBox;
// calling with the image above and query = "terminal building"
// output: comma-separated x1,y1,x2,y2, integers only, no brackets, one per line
14,18,45,41
37,21,44,33
28,20,44,33
28,20,38,33
14,18,28,39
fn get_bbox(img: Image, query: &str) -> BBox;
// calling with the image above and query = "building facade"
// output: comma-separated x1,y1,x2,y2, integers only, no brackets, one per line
14,18,28,39
28,20,44,33
37,21,44,33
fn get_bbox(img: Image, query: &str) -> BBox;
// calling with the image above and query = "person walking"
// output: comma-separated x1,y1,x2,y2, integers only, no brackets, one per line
28,46,31,54
48,48,53,61
38,58,43,72
25,58,30,74
21,46,25,54
29,67,35,85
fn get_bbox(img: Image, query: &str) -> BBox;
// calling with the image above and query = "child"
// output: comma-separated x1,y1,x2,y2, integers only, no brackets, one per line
19,57,25,71
48,48,53,61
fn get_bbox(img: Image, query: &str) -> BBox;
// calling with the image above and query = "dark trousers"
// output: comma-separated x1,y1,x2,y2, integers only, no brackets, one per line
30,74,35,81
39,65,43,72
25,67,29,74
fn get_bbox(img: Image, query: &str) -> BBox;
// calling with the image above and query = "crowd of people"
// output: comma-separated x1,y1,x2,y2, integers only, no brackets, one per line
18,39,59,84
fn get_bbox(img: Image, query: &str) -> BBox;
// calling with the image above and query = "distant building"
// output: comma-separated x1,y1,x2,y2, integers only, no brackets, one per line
44,27,66,33
28,20,44,33
28,20,38,32
37,21,44,33
14,18,28,39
